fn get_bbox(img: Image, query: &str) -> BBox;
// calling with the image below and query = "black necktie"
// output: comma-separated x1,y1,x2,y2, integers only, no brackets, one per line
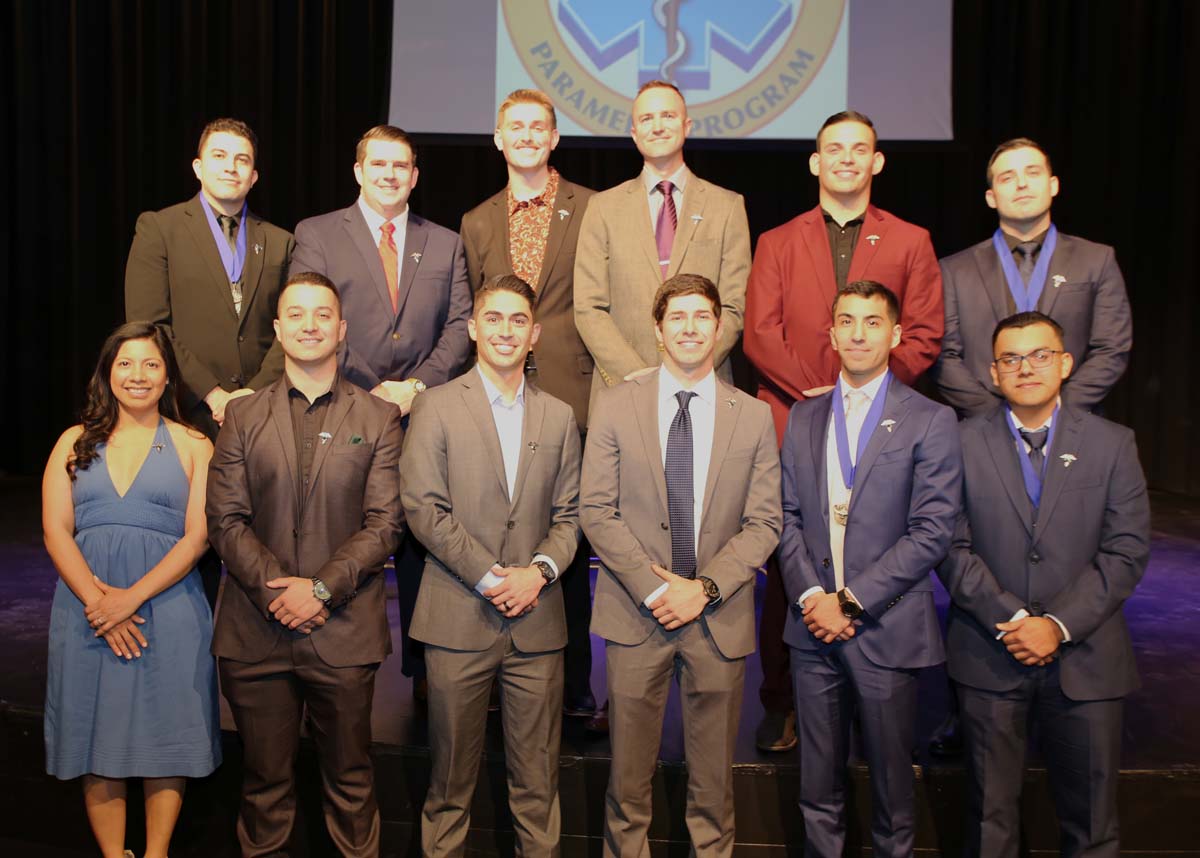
1015,241,1039,286
1019,427,1049,471
665,390,697,578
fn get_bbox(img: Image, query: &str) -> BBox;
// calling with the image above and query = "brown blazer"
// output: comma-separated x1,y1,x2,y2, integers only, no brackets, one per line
125,195,294,432
400,369,581,654
581,373,782,659
206,377,405,667
460,177,596,428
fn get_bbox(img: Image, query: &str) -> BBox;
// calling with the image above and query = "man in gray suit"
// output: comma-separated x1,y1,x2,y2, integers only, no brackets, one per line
582,274,781,858
937,311,1150,857
400,275,581,857
934,138,1132,418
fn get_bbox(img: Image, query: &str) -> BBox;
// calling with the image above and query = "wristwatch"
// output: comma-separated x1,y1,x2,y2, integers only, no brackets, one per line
533,560,556,585
698,576,721,606
407,378,427,395
311,577,332,605
837,588,862,619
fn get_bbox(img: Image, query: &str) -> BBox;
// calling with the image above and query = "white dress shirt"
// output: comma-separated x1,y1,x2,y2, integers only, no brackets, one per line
642,164,688,238
357,195,409,251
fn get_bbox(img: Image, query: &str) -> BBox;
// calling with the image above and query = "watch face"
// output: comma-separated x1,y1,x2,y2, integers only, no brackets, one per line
313,580,331,601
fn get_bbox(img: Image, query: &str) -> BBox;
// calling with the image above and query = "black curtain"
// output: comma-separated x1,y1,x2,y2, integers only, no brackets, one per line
4,1,1199,496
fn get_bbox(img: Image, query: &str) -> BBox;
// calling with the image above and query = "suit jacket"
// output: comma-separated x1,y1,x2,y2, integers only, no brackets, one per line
934,233,1132,418
461,177,596,429
581,373,782,660
290,204,472,391
207,377,405,667
125,196,294,432
573,170,751,407
778,376,961,670
936,405,1149,700
399,369,581,654
744,204,944,442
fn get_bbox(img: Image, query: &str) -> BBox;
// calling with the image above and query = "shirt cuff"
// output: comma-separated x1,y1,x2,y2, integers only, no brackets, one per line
797,586,825,607
532,553,559,582
1045,613,1072,643
642,581,669,609
475,564,504,595
996,607,1030,639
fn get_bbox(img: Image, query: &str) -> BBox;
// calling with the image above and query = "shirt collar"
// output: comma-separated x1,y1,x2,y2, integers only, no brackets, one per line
476,365,525,408
357,195,409,239
285,372,337,404
1008,396,1060,432
508,167,559,214
1001,226,1050,252
839,368,889,405
658,364,716,407
642,163,690,197
821,208,866,228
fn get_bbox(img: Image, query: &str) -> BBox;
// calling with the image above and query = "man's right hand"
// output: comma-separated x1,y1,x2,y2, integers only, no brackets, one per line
802,592,854,643
205,387,232,425
371,380,418,415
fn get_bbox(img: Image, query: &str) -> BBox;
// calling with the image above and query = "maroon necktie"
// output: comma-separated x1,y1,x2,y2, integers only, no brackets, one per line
655,180,677,280
380,222,399,314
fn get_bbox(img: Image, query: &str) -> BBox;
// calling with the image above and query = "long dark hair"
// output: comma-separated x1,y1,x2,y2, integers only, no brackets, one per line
68,322,185,479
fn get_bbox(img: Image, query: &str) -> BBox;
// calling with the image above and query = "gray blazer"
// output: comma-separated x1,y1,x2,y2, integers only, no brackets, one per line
581,373,781,660
936,405,1150,700
399,369,581,654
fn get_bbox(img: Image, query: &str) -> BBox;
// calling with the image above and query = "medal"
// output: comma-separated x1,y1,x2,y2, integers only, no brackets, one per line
833,502,849,526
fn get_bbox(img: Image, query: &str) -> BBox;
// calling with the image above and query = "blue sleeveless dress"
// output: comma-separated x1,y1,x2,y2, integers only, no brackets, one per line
45,420,221,779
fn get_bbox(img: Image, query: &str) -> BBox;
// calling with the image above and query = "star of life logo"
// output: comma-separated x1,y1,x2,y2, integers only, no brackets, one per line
499,0,845,138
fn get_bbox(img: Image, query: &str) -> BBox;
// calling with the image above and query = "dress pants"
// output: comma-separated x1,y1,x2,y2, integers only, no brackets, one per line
790,639,919,858
219,635,380,858
562,535,595,704
757,557,793,711
422,631,564,858
958,663,1123,858
604,621,745,858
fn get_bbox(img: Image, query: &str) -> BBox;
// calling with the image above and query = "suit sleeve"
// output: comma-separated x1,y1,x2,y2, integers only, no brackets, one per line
889,230,943,385
532,412,583,573
743,231,835,398
849,405,963,617
933,259,1001,417
1044,429,1150,641
399,394,499,589
695,410,781,602
125,210,222,407
312,406,406,604
247,231,295,391
1061,246,1132,410
776,408,825,601
205,401,291,614
713,195,750,369
410,235,472,387
936,509,1028,629
574,201,648,384
579,390,664,602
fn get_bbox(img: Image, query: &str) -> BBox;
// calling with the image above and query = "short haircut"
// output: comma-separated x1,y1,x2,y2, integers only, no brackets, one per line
278,271,342,316
497,89,557,130
833,280,900,323
636,79,686,104
474,274,537,316
986,137,1052,186
356,125,416,165
198,118,258,164
991,311,1065,350
816,110,876,147
652,273,721,324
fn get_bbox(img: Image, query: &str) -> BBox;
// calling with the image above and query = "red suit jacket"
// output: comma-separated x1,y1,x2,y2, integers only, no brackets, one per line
744,204,943,441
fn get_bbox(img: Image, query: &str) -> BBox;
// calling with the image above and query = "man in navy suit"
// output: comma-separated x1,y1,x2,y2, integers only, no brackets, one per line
778,281,961,857
937,311,1150,857
290,125,472,693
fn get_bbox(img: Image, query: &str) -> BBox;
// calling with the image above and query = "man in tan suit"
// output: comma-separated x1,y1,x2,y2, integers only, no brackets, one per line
582,274,781,858
400,274,581,857
574,81,751,403
207,272,404,858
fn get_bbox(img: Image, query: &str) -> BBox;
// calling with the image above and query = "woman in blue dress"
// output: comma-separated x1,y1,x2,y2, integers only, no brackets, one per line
42,321,221,858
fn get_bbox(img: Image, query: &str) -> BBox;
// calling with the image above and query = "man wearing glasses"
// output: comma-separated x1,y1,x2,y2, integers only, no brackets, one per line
937,311,1150,856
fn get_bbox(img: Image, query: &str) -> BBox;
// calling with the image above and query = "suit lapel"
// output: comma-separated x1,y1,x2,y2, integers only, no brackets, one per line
461,373,511,501
343,205,394,316
626,179,662,280
632,375,669,513
810,394,832,528
1032,406,1084,541
982,408,1035,537
799,208,839,310
699,381,738,527
971,240,1015,322
183,197,239,321
1037,236,1075,319
848,377,910,514
509,385,546,509
489,192,514,273
238,214,267,328
395,215,430,317
668,176,706,278
305,382,355,500
268,382,301,512
846,206,886,281
536,181,574,294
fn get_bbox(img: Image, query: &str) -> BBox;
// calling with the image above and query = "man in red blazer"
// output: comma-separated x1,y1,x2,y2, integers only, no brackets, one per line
743,110,943,751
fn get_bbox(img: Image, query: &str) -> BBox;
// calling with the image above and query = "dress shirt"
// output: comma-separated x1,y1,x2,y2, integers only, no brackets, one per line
473,367,559,595
286,374,335,496
507,167,559,288
357,195,409,252
642,164,689,232
642,365,717,607
822,209,865,292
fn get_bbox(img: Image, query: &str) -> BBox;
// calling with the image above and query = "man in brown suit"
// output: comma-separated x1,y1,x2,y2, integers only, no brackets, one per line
582,275,782,858
400,275,581,857
207,272,404,858
460,88,598,718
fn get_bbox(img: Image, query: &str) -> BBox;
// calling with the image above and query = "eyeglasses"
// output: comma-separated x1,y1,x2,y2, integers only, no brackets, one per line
993,348,1061,373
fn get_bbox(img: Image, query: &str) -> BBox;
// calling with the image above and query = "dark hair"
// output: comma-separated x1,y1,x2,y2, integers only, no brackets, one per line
68,322,185,480
356,125,417,165
636,79,686,104
652,274,721,324
278,271,342,316
816,110,876,147
986,137,1052,186
832,280,900,323
991,311,1065,349
474,274,537,315
197,118,258,164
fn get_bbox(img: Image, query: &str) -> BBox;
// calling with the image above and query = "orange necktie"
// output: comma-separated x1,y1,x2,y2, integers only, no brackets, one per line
380,222,399,313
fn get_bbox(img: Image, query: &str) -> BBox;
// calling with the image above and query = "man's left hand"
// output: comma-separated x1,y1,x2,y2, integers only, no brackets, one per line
995,616,1063,665
266,577,328,629
648,564,707,630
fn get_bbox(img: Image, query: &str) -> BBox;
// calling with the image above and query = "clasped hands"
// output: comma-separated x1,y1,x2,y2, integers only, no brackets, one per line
995,616,1063,666
371,379,420,415
85,576,148,660
648,564,708,631
266,577,330,634
483,565,543,618
802,592,859,644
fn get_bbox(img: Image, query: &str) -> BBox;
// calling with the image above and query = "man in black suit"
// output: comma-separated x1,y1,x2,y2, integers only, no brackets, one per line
937,311,1150,857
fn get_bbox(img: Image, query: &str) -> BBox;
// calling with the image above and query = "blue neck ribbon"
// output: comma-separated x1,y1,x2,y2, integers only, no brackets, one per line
1004,403,1058,508
832,372,890,491
991,223,1058,313
199,194,248,284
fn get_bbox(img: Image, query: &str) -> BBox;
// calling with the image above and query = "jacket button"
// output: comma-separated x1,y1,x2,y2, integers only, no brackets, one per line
822,558,830,568
506,520,515,530
1030,552,1041,564
392,333,401,341
660,522,669,530
238,335,245,343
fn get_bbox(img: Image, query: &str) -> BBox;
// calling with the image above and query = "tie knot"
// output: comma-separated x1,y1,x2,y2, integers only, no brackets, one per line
1015,240,1039,260
1019,427,1049,451
381,222,395,238
675,390,696,411
656,180,675,197
844,389,868,414
219,214,237,236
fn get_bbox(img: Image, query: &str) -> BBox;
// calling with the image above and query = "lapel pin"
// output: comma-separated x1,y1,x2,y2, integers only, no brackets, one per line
253,243,262,255
1052,274,1066,288
866,234,881,246
691,214,704,223
318,431,332,445
1059,453,1077,467
410,251,422,264
151,443,165,453
557,208,569,220
527,441,538,452
726,397,736,409
881,419,896,433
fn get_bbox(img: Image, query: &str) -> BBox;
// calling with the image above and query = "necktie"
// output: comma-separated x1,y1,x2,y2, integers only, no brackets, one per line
665,390,697,578
380,222,399,314
1015,241,1039,287
655,180,677,280
1019,427,1049,471
844,389,869,452
218,215,243,315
